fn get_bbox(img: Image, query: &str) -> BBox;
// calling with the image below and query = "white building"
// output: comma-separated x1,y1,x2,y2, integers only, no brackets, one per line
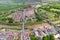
54,34,60,38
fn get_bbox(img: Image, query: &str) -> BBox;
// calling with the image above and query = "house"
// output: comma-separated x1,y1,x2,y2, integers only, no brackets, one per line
25,7,35,22
13,7,36,22
33,26,57,39
54,34,60,39
13,11,23,22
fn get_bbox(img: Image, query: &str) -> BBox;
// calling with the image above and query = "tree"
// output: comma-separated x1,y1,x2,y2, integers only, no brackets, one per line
42,34,55,40
30,35,39,40
42,36,47,40
35,9,48,21
35,7,59,31
46,35,50,40
7,18,13,23
50,34,55,40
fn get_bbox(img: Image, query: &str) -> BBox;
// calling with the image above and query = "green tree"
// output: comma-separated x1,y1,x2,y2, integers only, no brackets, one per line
42,34,55,40
46,35,50,40
30,35,39,40
35,8,59,31
42,36,47,40
7,18,13,23
35,10,48,21
50,34,55,40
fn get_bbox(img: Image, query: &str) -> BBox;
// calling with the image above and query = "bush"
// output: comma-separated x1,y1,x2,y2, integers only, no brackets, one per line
42,36,47,40
30,35,39,40
42,34,55,40
50,34,55,40
7,18,13,23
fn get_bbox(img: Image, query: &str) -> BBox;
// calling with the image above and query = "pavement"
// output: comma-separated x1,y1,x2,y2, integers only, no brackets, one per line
0,20,60,29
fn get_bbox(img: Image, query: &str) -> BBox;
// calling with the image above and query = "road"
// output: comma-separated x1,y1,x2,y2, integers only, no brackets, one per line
0,20,60,29
0,24,21,28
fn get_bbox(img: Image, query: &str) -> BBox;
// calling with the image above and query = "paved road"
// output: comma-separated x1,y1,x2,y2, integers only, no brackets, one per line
52,20,60,24
0,24,21,28
0,20,60,29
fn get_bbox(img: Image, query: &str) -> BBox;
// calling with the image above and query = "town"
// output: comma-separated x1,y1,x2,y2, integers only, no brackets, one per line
0,0,60,40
